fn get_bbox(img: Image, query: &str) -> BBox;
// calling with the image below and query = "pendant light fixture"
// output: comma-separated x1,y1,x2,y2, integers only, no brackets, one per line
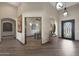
63,7,68,16
63,3,68,17
56,2,68,16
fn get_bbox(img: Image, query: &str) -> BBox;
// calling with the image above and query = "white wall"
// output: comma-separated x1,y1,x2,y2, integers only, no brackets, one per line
17,2,58,44
0,3,17,42
58,3,79,40
41,3,58,43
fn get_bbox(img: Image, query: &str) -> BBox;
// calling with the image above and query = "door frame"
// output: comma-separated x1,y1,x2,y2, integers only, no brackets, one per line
61,19,75,40
25,17,42,44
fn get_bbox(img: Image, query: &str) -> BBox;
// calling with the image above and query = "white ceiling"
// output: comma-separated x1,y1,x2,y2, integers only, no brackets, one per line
50,2,79,10
6,2,79,8
7,2,21,7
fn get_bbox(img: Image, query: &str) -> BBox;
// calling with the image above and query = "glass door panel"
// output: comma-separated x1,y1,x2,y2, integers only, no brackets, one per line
62,20,75,40
63,22,72,38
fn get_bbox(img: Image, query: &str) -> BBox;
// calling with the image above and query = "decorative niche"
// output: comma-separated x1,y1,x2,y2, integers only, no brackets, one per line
3,22,12,32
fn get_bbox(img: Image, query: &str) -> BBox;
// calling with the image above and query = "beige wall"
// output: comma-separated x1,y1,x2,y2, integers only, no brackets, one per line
58,3,79,40
0,3,17,19
42,3,58,44
16,2,58,44
0,3,17,41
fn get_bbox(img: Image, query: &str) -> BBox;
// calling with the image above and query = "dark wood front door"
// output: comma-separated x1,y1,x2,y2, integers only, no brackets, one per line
61,20,75,40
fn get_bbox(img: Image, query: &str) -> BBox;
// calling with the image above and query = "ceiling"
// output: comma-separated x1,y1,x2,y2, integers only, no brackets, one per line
50,2,79,10
7,2,21,7
6,2,79,9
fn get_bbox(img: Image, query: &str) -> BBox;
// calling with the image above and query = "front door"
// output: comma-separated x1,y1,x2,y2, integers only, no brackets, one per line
61,20,75,40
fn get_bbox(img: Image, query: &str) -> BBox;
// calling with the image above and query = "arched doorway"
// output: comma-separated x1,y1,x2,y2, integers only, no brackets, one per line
1,18,16,39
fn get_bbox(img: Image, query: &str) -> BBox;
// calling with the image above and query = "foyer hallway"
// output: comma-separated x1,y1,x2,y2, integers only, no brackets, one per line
0,37,79,56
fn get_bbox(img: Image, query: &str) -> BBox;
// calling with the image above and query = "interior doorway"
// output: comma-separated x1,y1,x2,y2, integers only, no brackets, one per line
61,20,75,40
25,17,42,45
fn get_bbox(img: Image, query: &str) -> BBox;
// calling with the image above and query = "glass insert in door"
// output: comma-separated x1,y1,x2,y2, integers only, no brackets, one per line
63,22,72,38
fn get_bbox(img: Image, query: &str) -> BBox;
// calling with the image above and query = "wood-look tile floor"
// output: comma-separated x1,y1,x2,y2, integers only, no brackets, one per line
0,37,79,56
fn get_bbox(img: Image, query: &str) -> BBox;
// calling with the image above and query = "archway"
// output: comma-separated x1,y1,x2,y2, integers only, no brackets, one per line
1,18,16,39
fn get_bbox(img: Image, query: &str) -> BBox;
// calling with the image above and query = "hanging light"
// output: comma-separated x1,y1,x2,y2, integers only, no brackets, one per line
63,7,68,16
56,2,63,10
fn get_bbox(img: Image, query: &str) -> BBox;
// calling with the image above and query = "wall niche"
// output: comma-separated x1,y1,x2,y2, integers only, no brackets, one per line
3,22,12,32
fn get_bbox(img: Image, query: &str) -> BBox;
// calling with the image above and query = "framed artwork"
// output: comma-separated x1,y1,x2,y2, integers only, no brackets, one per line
18,15,22,32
